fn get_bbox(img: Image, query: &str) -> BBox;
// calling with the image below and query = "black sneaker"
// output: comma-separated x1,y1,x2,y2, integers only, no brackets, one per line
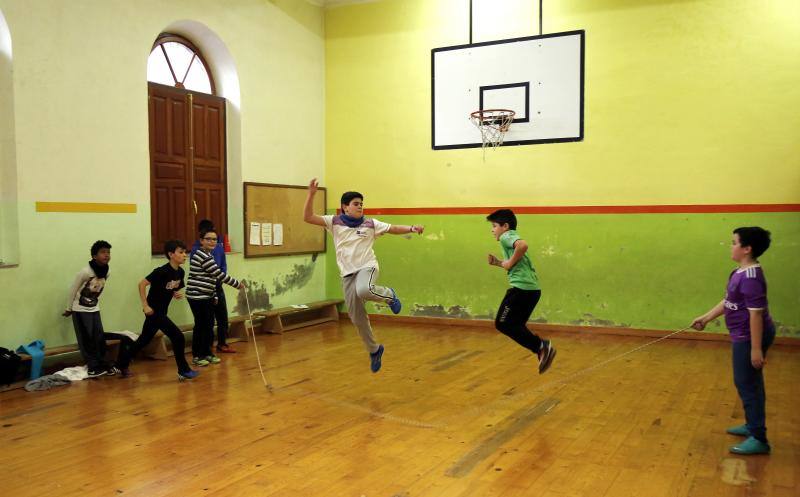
105,366,120,377
87,368,107,378
538,340,556,374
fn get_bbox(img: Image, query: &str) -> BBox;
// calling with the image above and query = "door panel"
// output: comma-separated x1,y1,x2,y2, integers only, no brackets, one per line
149,83,227,253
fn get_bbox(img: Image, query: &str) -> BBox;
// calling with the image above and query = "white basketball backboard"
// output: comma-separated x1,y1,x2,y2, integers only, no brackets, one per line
432,30,584,150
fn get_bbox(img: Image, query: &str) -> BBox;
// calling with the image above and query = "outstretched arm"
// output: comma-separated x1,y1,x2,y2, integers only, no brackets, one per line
691,300,725,330
198,254,244,290
388,224,424,235
303,178,326,227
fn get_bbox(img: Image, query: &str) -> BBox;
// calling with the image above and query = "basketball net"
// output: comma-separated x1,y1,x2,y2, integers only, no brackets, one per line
469,109,515,159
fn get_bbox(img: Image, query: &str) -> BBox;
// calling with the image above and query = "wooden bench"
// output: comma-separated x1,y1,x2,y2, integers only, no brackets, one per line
140,316,263,360
139,324,194,361
226,314,265,341
0,339,124,392
16,340,122,363
253,299,343,334
141,300,339,357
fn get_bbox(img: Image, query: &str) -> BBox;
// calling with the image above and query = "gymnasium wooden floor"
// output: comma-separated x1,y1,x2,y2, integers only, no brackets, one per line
1,320,798,497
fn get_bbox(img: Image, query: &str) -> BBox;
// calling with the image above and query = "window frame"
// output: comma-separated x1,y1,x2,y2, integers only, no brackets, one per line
149,33,216,95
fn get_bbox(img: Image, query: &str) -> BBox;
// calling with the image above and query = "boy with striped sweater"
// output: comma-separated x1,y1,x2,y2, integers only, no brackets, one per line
187,228,244,366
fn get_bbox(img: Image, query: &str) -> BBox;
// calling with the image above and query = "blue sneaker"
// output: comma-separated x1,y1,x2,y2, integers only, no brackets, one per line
388,289,402,314
729,436,770,455
370,344,384,373
178,370,199,381
726,424,751,437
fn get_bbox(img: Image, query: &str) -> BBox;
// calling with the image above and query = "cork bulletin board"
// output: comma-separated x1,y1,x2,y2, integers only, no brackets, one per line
243,182,327,258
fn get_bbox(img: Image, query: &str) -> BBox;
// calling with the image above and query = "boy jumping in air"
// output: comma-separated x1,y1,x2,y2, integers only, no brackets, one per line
303,178,424,373
487,209,555,374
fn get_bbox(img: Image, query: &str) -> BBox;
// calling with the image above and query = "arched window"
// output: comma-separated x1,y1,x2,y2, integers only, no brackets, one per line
147,35,214,94
147,34,227,254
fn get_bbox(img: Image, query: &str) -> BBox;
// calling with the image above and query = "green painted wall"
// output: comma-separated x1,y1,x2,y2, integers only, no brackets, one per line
327,212,800,337
0,206,326,349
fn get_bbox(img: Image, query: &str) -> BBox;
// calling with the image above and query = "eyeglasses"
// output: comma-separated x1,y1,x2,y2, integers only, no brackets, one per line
203,237,218,242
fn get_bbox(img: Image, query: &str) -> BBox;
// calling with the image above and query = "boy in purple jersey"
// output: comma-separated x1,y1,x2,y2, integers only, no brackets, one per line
691,227,775,455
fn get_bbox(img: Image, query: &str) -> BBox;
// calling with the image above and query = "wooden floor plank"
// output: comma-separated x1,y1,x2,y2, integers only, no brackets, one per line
1,320,797,497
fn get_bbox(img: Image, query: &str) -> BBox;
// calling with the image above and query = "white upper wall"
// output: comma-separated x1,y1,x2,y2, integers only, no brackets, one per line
0,0,325,203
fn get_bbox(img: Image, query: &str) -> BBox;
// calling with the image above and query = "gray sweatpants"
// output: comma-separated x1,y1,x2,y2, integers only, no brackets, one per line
72,311,106,370
342,266,393,354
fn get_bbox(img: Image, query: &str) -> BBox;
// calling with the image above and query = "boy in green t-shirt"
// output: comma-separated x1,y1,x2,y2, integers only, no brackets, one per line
487,209,556,374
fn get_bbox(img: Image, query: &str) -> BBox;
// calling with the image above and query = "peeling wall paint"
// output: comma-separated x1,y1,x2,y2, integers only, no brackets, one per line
273,259,316,297
569,313,630,328
235,255,319,315
412,304,472,319
235,279,272,315
326,212,800,337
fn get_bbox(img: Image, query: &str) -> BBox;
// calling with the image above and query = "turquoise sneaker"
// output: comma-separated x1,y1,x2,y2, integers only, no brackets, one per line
726,424,750,437
729,436,770,455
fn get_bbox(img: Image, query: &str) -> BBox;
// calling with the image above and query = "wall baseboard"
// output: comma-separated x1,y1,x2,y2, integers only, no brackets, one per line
339,313,799,346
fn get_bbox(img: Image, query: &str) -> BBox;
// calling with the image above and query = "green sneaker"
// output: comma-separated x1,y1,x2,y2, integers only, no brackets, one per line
192,357,210,367
729,436,770,455
205,355,221,364
726,424,750,437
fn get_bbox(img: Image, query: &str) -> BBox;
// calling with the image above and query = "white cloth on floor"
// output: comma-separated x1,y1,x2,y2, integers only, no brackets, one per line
24,374,71,391
54,365,89,381
106,330,139,341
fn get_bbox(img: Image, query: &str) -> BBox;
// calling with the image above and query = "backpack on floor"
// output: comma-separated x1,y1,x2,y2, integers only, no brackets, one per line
0,347,22,386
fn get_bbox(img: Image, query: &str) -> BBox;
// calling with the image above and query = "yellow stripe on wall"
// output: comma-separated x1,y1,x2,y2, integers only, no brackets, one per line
35,202,137,214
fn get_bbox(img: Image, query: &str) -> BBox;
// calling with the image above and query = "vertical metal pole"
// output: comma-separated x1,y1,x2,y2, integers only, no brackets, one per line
469,0,473,44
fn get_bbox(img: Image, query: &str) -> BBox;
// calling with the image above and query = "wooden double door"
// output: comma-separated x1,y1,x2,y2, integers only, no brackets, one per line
148,82,227,254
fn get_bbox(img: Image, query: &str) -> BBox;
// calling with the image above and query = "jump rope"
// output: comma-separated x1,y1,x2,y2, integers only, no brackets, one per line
464,325,693,413
243,286,272,392
242,283,692,429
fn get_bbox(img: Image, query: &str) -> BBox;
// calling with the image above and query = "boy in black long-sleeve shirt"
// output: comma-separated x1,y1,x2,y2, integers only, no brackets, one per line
118,240,198,381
